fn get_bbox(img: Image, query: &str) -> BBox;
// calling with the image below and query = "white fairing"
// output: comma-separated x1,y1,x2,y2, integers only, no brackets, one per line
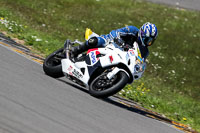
61,40,146,87
61,59,90,85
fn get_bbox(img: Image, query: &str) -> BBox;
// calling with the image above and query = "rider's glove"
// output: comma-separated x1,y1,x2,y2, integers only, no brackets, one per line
114,38,125,46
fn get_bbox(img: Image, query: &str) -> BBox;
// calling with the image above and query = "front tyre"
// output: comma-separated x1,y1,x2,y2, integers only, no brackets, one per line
43,48,65,78
89,71,129,98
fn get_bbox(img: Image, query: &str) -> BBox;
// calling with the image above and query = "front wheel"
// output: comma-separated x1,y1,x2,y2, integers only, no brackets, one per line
43,48,65,78
89,71,129,98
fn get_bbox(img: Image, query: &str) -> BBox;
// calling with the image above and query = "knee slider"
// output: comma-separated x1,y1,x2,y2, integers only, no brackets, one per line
88,37,98,47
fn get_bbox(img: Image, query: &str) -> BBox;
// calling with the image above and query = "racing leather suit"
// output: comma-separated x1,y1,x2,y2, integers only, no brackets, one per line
87,25,149,60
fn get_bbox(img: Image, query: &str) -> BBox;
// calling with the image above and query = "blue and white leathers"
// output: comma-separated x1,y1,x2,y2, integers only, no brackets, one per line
96,26,139,47
89,25,149,60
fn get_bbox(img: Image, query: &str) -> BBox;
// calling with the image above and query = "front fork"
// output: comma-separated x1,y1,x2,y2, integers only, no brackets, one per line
106,67,129,80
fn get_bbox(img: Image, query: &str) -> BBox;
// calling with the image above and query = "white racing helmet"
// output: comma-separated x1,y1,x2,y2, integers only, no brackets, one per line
138,22,158,47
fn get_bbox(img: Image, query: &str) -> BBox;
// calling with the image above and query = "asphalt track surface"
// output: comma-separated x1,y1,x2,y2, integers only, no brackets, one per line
0,42,185,133
146,0,200,11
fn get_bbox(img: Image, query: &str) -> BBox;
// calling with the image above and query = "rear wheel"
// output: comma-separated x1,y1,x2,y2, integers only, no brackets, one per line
89,71,129,98
43,48,65,78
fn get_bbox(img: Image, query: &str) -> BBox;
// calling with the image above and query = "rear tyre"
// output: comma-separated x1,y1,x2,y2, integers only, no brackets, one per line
89,71,129,98
43,48,65,78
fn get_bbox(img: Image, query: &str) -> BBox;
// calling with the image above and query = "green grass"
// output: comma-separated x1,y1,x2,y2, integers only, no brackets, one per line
0,0,200,131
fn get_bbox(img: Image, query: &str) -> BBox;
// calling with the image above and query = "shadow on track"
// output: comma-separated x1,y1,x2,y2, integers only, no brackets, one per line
57,78,89,94
56,78,172,124
47,77,191,132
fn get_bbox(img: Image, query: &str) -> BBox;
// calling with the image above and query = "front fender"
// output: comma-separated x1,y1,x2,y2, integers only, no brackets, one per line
98,52,134,83
107,67,129,79
116,63,134,84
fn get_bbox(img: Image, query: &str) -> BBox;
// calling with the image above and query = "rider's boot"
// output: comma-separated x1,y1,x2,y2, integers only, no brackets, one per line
70,37,98,59
70,42,89,59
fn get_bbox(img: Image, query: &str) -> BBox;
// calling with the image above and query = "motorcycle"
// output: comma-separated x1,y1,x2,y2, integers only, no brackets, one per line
43,29,146,98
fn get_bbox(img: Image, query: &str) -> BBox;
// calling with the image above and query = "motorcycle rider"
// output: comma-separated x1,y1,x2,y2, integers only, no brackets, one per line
71,22,158,61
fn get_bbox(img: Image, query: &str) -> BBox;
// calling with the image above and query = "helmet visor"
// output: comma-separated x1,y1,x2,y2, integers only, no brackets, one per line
143,37,155,46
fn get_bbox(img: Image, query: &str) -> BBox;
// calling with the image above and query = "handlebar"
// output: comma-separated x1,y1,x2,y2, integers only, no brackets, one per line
113,38,132,51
